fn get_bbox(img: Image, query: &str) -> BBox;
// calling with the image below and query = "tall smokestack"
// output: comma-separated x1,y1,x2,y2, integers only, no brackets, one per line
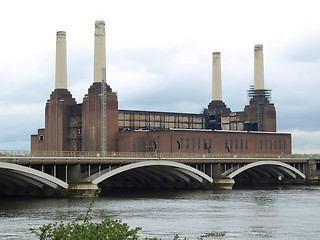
94,20,106,83
55,31,67,89
212,52,222,101
254,44,264,90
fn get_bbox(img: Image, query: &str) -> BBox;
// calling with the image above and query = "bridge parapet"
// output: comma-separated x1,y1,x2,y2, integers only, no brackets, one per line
0,156,309,166
1,150,302,159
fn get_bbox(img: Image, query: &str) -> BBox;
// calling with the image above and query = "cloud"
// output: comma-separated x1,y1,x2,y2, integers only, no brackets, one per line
0,102,44,150
291,129,320,154
282,30,320,63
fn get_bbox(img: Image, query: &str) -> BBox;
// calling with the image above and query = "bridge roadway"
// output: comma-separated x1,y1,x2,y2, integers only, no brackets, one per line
0,151,317,197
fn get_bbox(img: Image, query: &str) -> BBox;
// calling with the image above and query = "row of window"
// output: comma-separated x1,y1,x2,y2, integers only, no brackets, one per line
177,138,212,150
176,138,249,151
175,138,286,152
260,140,286,151
119,113,204,123
225,139,248,151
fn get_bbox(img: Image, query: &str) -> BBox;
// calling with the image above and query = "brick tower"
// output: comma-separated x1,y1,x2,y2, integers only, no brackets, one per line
81,21,119,152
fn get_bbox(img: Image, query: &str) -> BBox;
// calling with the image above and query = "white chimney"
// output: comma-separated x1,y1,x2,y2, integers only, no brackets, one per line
212,52,222,101
55,31,67,89
254,44,264,90
93,20,106,83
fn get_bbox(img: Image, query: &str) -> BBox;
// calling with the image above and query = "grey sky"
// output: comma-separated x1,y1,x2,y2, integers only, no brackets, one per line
1,0,320,153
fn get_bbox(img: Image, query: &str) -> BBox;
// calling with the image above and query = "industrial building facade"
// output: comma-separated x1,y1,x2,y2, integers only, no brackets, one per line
31,21,291,155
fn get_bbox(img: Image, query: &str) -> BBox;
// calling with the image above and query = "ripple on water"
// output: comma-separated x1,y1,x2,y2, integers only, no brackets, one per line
0,186,320,239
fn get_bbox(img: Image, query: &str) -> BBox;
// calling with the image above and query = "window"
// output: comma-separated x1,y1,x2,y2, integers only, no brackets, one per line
274,140,277,150
39,135,44,142
209,139,212,149
186,138,189,149
192,138,195,149
225,140,228,148
279,140,281,150
203,139,207,149
230,140,233,149
177,140,181,150
198,139,201,148
180,138,183,149
270,140,272,150
241,140,243,149
283,141,286,150
265,140,267,150
260,140,262,150
245,140,248,149
235,139,238,149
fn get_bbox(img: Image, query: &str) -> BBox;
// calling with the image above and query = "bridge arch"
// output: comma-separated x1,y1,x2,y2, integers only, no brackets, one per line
0,162,68,194
90,160,213,188
226,161,305,180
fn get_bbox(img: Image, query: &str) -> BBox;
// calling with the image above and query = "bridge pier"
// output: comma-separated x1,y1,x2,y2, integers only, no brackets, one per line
68,180,98,197
66,165,99,197
212,178,235,190
204,163,235,189
305,160,320,185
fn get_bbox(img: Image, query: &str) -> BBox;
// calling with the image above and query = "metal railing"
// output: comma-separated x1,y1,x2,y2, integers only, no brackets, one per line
0,150,299,159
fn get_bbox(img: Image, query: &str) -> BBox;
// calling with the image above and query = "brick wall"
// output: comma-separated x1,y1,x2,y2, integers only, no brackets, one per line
117,130,291,155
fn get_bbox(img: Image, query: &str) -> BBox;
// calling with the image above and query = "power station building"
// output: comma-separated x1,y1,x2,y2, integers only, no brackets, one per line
31,21,291,155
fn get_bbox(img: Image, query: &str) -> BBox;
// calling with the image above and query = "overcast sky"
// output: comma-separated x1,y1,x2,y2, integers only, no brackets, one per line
1,0,320,153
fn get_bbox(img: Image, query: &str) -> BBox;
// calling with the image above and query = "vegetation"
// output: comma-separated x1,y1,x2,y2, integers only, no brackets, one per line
30,189,225,239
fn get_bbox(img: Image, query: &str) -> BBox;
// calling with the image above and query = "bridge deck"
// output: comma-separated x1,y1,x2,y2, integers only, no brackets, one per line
0,150,309,165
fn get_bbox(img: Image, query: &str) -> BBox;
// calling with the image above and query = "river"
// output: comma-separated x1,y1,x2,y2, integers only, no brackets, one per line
0,186,319,239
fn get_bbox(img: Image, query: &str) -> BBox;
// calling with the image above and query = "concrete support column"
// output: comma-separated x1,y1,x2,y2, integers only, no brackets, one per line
55,31,67,89
306,160,317,177
305,160,320,185
65,163,68,183
68,164,81,181
254,44,264,90
94,20,106,83
212,163,222,178
212,52,222,101
53,162,56,178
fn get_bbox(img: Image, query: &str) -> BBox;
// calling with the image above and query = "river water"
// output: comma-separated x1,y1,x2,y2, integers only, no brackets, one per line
0,186,319,239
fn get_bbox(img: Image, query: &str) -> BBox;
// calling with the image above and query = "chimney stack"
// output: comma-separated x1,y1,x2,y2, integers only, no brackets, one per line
212,52,222,101
94,20,106,83
55,31,67,89
254,44,264,90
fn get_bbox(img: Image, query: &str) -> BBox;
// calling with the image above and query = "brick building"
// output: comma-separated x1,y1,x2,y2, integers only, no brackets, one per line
31,21,291,155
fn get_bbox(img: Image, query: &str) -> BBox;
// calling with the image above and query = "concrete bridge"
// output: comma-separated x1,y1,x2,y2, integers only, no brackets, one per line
0,151,319,197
